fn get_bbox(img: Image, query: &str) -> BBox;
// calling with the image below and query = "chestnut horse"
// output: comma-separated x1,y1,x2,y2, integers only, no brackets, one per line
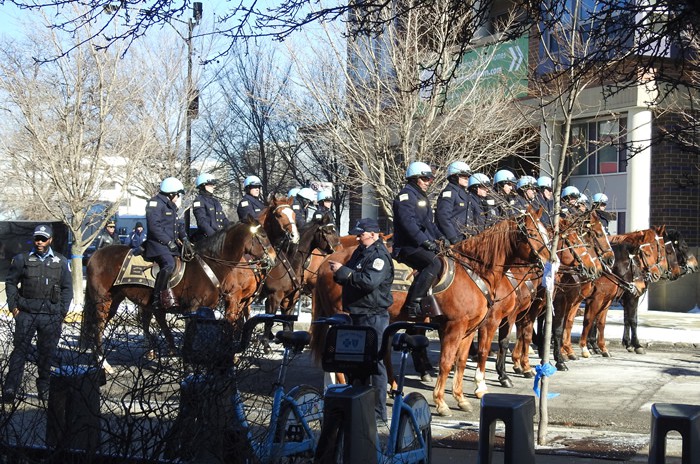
311,209,551,416
80,219,277,362
472,216,600,398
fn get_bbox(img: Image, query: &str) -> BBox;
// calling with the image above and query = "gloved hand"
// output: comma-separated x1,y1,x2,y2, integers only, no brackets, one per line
167,241,178,253
421,240,439,252
182,238,195,258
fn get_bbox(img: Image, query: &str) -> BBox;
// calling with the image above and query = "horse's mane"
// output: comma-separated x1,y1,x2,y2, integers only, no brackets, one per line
196,220,257,261
452,219,516,276
665,229,687,253
609,228,655,245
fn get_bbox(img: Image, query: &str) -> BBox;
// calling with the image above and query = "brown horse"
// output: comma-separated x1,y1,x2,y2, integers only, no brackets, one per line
472,216,599,398
311,209,551,416
80,219,277,363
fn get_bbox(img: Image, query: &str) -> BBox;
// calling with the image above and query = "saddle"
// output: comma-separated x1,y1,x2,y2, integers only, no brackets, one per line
393,257,455,317
114,249,186,288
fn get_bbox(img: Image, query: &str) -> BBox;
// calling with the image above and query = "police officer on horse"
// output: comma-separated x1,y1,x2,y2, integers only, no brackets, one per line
237,175,266,222
193,172,230,241
436,161,471,244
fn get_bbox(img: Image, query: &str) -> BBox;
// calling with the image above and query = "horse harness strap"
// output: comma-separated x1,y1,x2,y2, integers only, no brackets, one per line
456,260,494,307
195,254,221,290
277,250,303,292
505,270,537,302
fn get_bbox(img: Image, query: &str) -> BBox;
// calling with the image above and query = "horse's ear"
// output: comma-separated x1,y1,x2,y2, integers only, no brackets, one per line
528,205,543,219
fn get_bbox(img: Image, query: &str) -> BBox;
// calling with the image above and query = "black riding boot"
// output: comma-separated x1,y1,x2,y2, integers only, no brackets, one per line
403,271,437,318
152,269,174,311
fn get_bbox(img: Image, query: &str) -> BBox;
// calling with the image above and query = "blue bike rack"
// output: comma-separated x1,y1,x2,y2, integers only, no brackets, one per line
478,393,536,464
649,403,700,464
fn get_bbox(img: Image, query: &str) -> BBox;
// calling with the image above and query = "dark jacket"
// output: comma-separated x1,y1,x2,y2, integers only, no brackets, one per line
535,193,554,227
496,193,520,218
392,182,442,253
464,191,487,235
95,229,117,249
129,229,147,249
236,193,265,223
334,240,394,315
5,248,73,316
435,180,470,244
145,193,187,259
292,197,309,229
194,191,230,237
313,204,335,224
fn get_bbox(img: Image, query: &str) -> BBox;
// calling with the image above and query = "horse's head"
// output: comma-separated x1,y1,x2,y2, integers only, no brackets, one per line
244,221,277,270
661,229,683,281
516,206,551,265
558,218,600,280
634,228,667,282
666,229,699,275
584,211,615,268
310,212,340,254
264,193,300,245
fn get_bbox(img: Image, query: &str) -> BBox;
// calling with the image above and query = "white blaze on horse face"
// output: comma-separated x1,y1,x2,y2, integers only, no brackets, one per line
280,206,300,244
537,221,550,248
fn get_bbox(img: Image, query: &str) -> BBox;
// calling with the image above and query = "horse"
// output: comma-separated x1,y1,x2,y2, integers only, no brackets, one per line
552,226,667,370
471,216,600,398
80,219,277,362
311,208,551,416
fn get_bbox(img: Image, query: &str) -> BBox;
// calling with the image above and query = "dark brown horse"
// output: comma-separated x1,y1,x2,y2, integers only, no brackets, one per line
311,209,551,416
80,219,277,364
472,216,599,398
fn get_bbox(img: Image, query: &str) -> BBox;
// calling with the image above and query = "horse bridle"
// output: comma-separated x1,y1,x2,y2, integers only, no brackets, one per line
516,213,549,267
274,204,299,243
636,235,665,282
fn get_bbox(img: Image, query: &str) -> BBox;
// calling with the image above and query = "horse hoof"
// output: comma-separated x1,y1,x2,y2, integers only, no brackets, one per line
523,370,535,379
436,404,452,417
581,347,590,359
601,351,611,358
512,366,523,375
555,362,569,372
634,347,646,355
500,378,514,388
474,389,487,399
458,400,473,412
567,353,578,361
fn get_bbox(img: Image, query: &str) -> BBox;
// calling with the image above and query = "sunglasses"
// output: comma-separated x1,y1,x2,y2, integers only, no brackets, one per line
418,176,434,182
34,236,50,242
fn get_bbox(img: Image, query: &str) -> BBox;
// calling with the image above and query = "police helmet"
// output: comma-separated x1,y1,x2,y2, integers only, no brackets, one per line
288,187,300,198
405,161,433,179
195,173,216,188
537,176,553,190
244,175,262,189
160,177,185,195
578,194,589,205
516,175,538,191
446,161,471,177
494,169,517,186
468,173,491,189
317,190,334,202
592,193,608,204
297,188,317,202
561,185,581,199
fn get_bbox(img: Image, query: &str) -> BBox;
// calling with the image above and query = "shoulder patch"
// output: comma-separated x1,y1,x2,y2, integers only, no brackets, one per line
193,201,201,207
240,200,249,207
399,193,409,202
372,258,385,271
442,191,452,198
148,201,158,207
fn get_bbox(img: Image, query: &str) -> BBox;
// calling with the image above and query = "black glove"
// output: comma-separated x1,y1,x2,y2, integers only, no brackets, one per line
421,240,438,252
167,241,178,252
182,238,195,258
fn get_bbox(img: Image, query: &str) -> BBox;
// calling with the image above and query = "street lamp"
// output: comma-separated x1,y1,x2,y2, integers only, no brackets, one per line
186,2,203,177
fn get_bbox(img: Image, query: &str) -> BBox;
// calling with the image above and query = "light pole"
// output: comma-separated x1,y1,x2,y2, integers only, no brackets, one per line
186,2,203,176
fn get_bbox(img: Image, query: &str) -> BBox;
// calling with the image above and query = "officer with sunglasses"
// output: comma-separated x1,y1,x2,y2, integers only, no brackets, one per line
2,224,72,403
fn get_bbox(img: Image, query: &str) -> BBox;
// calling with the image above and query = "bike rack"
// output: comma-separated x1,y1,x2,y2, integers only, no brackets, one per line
478,393,536,464
649,403,700,464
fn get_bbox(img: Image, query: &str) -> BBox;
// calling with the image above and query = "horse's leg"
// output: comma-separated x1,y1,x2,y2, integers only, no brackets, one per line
154,309,177,357
561,298,580,361
408,325,434,381
587,319,601,354
495,320,514,388
623,292,645,354
596,304,612,357
433,320,466,416
452,332,475,413
551,295,570,371
519,318,537,377
580,298,595,358
474,317,498,398
140,307,158,360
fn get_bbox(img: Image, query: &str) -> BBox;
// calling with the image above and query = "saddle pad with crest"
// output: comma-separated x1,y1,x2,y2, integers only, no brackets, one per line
391,257,455,294
114,250,186,288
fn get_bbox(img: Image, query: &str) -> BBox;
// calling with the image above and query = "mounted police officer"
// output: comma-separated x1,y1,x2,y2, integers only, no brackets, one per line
95,220,118,249
193,172,230,241
493,169,518,217
145,177,192,311
236,175,266,223
465,173,494,234
561,185,581,218
313,190,336,224
436,161,471,244
592,193,615,234
392,161,445,319
293,187,316,229
514,175,539,212
535,176,555,227
577,193,590,213
2,224,73,403
328,217,393,421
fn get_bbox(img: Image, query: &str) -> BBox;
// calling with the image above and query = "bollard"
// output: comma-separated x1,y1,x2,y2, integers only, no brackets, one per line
478,393,536,464
46,365,102,453
649,403,700,464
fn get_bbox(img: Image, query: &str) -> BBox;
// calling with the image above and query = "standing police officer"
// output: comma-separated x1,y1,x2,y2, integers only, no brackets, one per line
328,217,393,421
236,175,266,222
2,224,73,403
193,173,230,241
145,177,191,311
392,161,445,319
436,161,471,244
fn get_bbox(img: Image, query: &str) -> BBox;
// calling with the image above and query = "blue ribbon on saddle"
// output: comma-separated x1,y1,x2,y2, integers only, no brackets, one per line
533,362,560,399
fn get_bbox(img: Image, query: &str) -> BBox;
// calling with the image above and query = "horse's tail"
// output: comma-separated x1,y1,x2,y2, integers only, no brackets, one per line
309,285,326,366
79,283,98,351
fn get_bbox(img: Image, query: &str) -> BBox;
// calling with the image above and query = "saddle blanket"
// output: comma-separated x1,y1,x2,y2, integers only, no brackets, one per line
114,250,185,288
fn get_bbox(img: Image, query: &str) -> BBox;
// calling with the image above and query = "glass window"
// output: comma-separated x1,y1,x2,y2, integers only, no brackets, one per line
566,118,627,175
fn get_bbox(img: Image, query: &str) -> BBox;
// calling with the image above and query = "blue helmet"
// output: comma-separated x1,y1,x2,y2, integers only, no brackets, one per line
195,173,216,188
288,187,300,198
468,173,490,189
297,187,317,202
317,190,334,202
494,169,517,186
244,175,262,189
160,177,185,194
562,185,580,199
578,194,589,205
405,161,433,179
446,161,471,177
537,176,553,189
592,193,608,204
516,176,538,191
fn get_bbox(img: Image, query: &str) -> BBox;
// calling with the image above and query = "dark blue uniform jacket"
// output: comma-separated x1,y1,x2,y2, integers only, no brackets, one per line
313,204,335,224
292,198,309,229
436,180,471,243
194,191,230,237
334,240,394,315
392,183,441,253
236,193,265,223
145,193,187,259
